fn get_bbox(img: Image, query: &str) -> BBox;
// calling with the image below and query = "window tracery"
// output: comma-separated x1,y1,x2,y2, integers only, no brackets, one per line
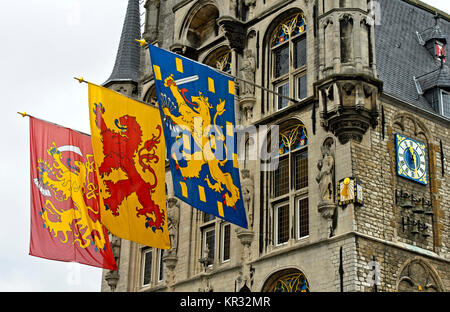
269,12,308,111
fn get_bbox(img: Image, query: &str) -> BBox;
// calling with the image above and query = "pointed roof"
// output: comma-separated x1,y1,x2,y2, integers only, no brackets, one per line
103,0,141,87
416,63,450,93
375,0,450,113
419,14,447,44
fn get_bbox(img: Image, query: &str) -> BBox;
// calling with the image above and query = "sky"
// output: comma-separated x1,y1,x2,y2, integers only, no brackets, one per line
0,0,449,292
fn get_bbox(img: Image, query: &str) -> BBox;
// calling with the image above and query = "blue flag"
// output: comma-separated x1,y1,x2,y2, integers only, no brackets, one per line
149,45,248,229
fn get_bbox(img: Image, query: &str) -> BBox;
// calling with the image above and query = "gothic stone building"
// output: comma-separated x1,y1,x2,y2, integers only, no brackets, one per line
101,0,450,292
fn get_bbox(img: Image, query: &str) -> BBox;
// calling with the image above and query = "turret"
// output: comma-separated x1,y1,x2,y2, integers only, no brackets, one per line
316,0,382,144
103,0,141,97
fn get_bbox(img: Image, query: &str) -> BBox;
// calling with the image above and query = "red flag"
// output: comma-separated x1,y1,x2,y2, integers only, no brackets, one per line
29,117,116,270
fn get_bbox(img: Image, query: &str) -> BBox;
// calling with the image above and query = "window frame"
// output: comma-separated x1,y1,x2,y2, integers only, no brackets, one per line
270,15,307,112
274,202,290,246
157,249,165,283
296,196,310,240
221,223,231,263
141,248,153,287
269,121,309,248
440,89,450,118
436,40,446,60
201,225,216,267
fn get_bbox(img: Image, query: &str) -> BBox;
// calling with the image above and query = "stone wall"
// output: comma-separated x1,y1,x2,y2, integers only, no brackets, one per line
351,95,450,291
356,235,450,292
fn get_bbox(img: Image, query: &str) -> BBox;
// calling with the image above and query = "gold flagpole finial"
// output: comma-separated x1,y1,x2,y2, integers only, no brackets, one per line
74,76,85,84
136,38,148,47
17,112,27,118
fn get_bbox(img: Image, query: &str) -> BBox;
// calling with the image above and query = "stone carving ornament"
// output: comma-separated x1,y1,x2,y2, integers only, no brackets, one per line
316,144,335,205
397,259,442,292
240,169,254,228
166,197,180,256
240,49,256,96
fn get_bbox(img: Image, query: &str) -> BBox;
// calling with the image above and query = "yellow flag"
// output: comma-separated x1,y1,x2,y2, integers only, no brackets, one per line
88,83,169,249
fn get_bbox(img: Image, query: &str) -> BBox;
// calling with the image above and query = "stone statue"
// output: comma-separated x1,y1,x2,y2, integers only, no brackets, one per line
240,169,254,228
240,49,256,96
166,197,180,256
316,144,335,205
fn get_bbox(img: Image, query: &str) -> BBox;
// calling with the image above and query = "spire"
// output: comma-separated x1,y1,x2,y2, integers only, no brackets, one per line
103,0,141,88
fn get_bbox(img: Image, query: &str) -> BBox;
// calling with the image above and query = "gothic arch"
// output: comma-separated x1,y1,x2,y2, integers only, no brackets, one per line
391,111,432,143
261,267,310,292
202,45,232,72
396,257,445,292
143,83,157,105
260,117,309,157
179,1,220,49
262,7,307,47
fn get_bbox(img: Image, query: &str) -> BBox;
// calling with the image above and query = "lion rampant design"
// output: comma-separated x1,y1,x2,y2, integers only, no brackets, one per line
38,144,107,249
93,104,165,232
162,75,240,208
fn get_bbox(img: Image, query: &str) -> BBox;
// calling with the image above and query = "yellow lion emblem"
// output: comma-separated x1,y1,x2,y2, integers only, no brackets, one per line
162,75,240,208
38,143,107,250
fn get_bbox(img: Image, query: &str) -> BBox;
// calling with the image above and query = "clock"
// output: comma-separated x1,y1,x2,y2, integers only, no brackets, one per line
395,133,428,185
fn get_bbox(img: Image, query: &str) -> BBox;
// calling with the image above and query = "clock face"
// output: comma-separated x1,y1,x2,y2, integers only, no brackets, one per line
395,133,428,185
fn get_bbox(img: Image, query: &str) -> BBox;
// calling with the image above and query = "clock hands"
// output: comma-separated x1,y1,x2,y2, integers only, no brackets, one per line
409,146,418,176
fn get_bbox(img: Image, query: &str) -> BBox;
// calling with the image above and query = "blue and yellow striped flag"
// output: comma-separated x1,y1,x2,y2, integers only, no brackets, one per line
149,45,247,229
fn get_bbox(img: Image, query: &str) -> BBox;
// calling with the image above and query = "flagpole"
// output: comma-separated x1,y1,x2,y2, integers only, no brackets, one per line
16,111,91,137
138,40,301,105
227,74,301,105
73,77,157,108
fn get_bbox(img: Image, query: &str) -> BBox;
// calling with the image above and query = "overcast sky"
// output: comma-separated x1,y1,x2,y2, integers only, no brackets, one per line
0,0,449,292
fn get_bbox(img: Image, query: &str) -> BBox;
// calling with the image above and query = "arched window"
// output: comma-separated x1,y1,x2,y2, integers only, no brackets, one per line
269,12,307,111
262,268,310,292
271,120,309,245
184,4,219,49
204,47,232,74
397,259,444,292
143,85,157,105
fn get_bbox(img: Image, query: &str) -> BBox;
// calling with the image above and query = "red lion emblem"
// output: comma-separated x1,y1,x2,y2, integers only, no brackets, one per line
94,103,165,232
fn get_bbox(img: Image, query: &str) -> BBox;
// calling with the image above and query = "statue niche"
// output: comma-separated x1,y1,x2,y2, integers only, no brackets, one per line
166,197,180,257
316,143,335,206
316,139,338,237
240,169,254,228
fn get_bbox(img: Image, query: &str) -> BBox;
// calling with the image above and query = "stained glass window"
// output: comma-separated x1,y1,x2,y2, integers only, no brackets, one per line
271,14,307,47
272,272,310,292
215,51,232,73
271,120,309,246
279,124,308,156
270,12,308,112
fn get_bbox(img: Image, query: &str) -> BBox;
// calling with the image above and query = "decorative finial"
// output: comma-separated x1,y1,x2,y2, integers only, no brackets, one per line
434,12,440,26
74,77,85,83
135,38,148,47
17,112,27,117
